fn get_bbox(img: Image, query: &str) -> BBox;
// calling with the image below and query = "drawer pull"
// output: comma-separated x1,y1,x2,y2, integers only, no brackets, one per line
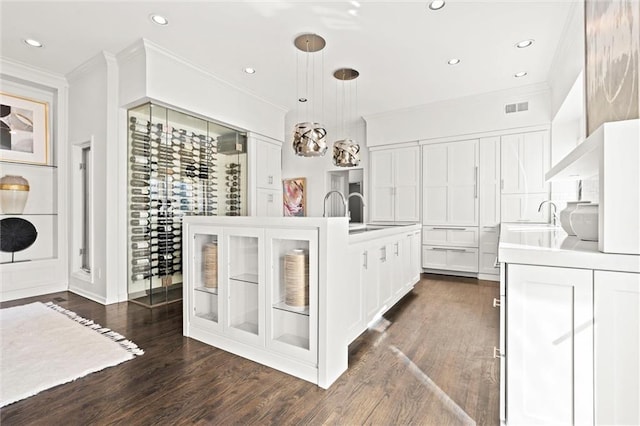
493,347,504,358
430,247,467,252
363,251,368,269
483,226,498,230
432,227,466,231
492,297,501,308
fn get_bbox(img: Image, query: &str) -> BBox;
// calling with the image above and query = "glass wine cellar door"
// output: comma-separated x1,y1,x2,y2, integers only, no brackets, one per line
127,103,247,307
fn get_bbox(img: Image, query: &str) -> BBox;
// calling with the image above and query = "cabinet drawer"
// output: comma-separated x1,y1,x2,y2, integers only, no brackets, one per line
479,228,500,275
422,226,478,247
422,245,479,272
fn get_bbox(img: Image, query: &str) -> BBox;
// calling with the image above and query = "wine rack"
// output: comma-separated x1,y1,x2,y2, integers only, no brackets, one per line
127,103,247,307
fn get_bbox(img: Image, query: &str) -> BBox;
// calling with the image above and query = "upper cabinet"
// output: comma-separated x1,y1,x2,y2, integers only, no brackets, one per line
370,146,420,223
249,133,282,217
500,130,550,223
422,139,479,226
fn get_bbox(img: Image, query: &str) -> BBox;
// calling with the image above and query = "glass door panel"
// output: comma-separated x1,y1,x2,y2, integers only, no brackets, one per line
192,232,221,325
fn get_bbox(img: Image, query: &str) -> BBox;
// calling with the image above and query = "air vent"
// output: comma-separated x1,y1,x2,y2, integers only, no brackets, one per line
505,101,529,114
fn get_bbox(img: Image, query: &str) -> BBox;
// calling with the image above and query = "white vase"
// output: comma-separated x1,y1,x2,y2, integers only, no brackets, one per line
570,203,599,241
0,175,30,214
559,201,591,236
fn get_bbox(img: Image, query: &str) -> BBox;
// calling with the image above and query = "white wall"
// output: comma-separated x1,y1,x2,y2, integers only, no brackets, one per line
363,83,551,147
281,115,368,217
0,59,69,301
66,52,121,304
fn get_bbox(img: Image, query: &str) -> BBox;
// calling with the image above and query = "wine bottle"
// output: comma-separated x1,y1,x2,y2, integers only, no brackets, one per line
131,241,150,250
227,193,240,199
130,219,149,227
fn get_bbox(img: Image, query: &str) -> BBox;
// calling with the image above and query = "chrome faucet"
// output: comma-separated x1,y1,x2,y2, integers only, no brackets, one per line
347,192,366,220
323,190,348,217
538,200,559,226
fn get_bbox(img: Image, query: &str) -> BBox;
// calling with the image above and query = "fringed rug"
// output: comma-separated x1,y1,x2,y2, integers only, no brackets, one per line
0,301,143,407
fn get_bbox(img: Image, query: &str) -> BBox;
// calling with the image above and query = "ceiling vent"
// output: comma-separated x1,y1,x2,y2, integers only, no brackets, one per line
505,101,529,114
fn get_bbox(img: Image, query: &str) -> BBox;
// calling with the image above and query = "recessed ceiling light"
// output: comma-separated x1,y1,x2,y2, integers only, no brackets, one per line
447,58,461,65
24,38,43,48
348,9,358,16
514,71,528,78
350,1,361,7
150,14,169,26
298,97,308,103
516,39,534,49
244,67,256,74
428,1,445,11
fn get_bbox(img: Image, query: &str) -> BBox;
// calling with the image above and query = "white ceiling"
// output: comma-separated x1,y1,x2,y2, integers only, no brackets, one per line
0,1,576,117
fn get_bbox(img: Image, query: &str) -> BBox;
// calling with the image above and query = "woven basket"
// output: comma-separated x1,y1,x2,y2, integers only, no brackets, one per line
203,243,218,288
284,249,309,309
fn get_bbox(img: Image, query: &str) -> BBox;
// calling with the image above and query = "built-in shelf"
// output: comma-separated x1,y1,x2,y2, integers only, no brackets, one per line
195,286,218,295
273,301,309,316
0,213,58,217
274,333,309,348
229,273,258,284
196,312,218,322
233,321,259,334
0,161,58,169
545,129,601,182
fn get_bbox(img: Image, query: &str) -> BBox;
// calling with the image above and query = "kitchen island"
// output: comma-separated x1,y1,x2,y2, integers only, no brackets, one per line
498,223,640,425
182,216,421,388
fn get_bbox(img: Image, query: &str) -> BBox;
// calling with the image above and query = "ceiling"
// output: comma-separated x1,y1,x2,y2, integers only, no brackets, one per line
0,1,576,117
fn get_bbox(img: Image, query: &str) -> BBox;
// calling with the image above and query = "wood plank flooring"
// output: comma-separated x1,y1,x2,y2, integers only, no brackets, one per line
1,274,499,425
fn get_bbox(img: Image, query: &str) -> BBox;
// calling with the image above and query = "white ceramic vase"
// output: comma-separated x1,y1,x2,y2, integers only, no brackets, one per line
559,201,591,236
0,175,30,214
570,203,599,241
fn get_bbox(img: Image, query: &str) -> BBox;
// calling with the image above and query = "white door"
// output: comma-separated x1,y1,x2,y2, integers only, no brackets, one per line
410,231,422,284
394,146,420,222
594,271,640,425
500,134,521,194
422,144,448,224
363,246,380,322
256,140,281,190
345,245,366,343
370,150,395,222
521,131,548,194
479,136,500,227
507,264,593,425
448,140,478,225
256,189,281,217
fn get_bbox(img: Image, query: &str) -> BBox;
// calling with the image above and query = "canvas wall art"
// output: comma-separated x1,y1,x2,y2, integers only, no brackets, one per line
0,92,49,165
585,0,640,136
283,177,306,217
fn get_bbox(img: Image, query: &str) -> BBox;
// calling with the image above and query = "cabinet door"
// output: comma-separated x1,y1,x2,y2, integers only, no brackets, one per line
507,264,593,425
363,247,380,322
186,225,225,333
394,147,420,222
256,140,281,190
501,193,548,223
378,244,393,307
391,238,408,298
264,228,318,364
479,136,500,226
479,227,499,276
448,140,478,225
256,189,281,217
422,144,448,224
500,131,549,196
410,231,422,285
345,245,366,343
224,228,265,346
370,150,395,222
594,271,640,425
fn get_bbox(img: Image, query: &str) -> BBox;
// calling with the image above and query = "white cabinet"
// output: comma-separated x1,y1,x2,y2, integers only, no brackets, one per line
422,245,478,272
249,134,282,216
594,271,640,425
422,139,479,226
500,131,550,223
506,264,593,425
479,137,501,278
370,146,420,223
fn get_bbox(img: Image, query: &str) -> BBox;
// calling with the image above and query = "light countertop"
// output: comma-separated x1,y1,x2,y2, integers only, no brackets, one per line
498,223,640,273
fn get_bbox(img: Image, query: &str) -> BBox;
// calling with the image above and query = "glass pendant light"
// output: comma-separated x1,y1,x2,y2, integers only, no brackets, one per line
332,68,361,167
292,33,328,157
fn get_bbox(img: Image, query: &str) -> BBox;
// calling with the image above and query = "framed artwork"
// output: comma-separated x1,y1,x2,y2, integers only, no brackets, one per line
283,177,306,217
585,0,639,136
0,92,49,165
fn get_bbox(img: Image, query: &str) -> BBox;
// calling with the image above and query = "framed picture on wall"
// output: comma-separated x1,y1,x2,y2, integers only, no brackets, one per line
0,92,49,165
584,0,639,136
283,177,306,217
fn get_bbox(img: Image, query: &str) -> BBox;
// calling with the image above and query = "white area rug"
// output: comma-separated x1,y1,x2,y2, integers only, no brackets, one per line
0,301,143,407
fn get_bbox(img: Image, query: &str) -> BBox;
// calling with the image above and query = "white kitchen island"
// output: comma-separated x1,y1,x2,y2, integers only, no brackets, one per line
498,223,640,425
182,216,421,389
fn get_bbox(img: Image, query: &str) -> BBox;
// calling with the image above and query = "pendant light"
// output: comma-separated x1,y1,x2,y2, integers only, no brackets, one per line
292,33,328,157
332,67,361,167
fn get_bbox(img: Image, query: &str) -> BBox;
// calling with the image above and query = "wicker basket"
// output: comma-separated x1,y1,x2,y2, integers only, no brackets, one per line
203,243,218,288
284,249,309,309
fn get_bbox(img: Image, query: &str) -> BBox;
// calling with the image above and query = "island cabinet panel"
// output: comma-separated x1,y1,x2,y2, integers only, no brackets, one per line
183,217,349,389
506,264,593,426
594,271,640,425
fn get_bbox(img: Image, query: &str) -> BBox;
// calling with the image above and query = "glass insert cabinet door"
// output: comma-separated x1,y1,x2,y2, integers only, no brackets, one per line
266,228,318,364
225,228,264,346
127,102,248,307
189,226,223,331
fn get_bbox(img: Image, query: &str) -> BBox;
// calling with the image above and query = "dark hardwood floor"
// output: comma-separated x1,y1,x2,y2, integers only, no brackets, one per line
1,274,500,425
